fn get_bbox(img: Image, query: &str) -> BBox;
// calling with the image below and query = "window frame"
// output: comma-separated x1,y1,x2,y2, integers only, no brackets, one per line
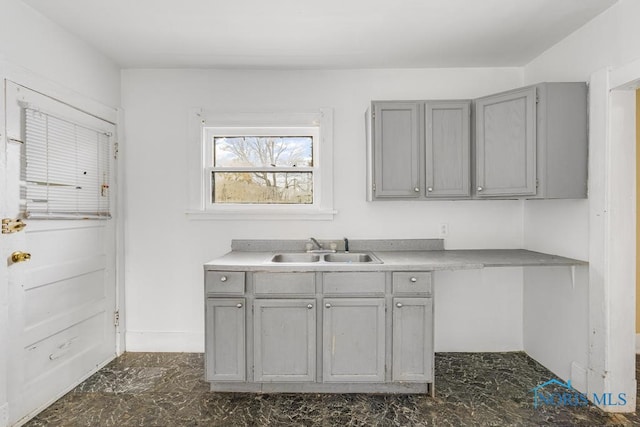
187,108,335,220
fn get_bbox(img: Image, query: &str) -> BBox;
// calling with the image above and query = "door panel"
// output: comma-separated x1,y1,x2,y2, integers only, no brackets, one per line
323,298,385,383
373,102,421,198
253,299,316,382
475,87,537,196
425,101,471,197
205,298,246,382
392,298,433,382
4,81,117,425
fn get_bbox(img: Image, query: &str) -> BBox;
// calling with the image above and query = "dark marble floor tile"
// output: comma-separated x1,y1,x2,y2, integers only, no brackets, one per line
26,351,640,426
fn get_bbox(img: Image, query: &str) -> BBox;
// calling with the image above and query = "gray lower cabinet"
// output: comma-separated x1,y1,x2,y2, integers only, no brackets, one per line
322,298,386,383
204,269,434,394
392,297,433,382
253,299,316,382
205,298,246,382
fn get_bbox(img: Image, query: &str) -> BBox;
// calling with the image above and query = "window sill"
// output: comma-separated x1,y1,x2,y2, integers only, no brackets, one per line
186,208,337,221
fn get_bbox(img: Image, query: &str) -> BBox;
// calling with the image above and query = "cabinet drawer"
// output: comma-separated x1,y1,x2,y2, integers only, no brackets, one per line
392,272,432,294
206,271,245,294
254,272,315,295
323,272,385,295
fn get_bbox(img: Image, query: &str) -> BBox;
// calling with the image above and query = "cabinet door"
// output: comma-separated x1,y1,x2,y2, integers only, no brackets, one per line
253,299,316,382
323,298,385,382
475,87,536,197
373,102,421,198
425,101,471,197
392,298,433,382
205,298,246,381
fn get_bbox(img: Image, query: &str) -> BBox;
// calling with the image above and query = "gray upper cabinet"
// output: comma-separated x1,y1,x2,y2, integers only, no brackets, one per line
323,298,385,383
425,101,471,198
368,82,586,200
475,87,537,197
253,299,316,382
205,298,246,382
474,82,588,199
371,102,421,198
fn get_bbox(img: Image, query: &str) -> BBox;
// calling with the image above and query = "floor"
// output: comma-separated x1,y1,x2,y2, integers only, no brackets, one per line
26,352,640,426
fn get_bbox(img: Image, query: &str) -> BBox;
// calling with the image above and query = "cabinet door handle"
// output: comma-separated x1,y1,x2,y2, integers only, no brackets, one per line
427,187,433,192
325,303,331,308
414,187,420,192
477,186,483,192
220,276,228,282
307,304,313,309
410,277,417,283
396,303,403,308
236,303,242,308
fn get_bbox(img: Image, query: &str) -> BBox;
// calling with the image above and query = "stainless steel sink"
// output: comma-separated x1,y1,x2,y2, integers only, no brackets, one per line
271,253,321,263
323,253,382,263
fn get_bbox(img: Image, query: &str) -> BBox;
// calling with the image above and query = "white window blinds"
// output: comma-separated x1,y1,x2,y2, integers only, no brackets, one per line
23,107,112,219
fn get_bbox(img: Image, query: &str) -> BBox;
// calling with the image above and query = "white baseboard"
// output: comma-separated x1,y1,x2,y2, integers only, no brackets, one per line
636,334,640,354
125,331,204,352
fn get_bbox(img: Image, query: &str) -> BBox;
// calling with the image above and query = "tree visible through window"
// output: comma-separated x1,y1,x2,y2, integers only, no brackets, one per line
209,132,316,204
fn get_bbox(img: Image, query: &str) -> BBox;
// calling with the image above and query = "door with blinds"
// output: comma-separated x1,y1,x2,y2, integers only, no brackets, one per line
4,81,117,426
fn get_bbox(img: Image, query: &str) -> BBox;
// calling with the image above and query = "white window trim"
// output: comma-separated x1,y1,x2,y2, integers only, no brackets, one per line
186,108,336,220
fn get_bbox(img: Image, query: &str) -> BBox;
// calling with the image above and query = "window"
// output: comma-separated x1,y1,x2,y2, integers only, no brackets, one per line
23,106,113,219
206,128,317,205
188,109,335,220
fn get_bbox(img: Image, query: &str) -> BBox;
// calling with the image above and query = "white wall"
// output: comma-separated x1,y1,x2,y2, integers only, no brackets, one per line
121,67,527,351
0,0,120,107
522,0,640,411
0,1,120,426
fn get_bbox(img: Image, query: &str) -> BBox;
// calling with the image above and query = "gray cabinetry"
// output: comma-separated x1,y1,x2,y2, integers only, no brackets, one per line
323,298,386,383
425,101,471,198
204,267,434,394
392,297,433,382
474,82,587,199
475,87,537,197
205,298,245,382
253,299,316,382
368,100,471,200
371,102,421,198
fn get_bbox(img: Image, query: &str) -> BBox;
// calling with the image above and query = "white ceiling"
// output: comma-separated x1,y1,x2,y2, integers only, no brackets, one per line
22,0,617,69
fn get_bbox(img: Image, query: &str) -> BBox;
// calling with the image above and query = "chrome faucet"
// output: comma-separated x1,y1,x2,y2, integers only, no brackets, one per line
309,237,323,250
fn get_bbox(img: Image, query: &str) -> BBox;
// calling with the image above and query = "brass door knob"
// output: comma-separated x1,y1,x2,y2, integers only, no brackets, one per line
11,251,31,263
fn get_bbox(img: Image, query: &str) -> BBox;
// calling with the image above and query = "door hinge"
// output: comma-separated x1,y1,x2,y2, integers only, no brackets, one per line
2,218,27,234
372,183,376,192
114,142,119,159
536,178,539,189
372,110,375,120
535,94,539,104
114,310,120,327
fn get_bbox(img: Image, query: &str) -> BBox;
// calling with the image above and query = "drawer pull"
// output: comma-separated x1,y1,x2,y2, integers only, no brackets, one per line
236,303,242,308
325,303,331,308
410,277,417,283
220,276,228,282
396,303,403,308
307,304,313,309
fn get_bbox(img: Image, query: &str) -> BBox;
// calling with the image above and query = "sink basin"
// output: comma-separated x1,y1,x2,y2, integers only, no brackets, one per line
271,253,321,263
323,253,382,263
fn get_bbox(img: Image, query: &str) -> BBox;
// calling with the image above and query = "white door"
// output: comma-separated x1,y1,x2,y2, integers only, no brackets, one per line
3,81,118,426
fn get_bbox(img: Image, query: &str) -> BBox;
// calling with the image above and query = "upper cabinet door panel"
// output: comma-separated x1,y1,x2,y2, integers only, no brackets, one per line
425,101,470,198
475,87,537,197
373,102,421,198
